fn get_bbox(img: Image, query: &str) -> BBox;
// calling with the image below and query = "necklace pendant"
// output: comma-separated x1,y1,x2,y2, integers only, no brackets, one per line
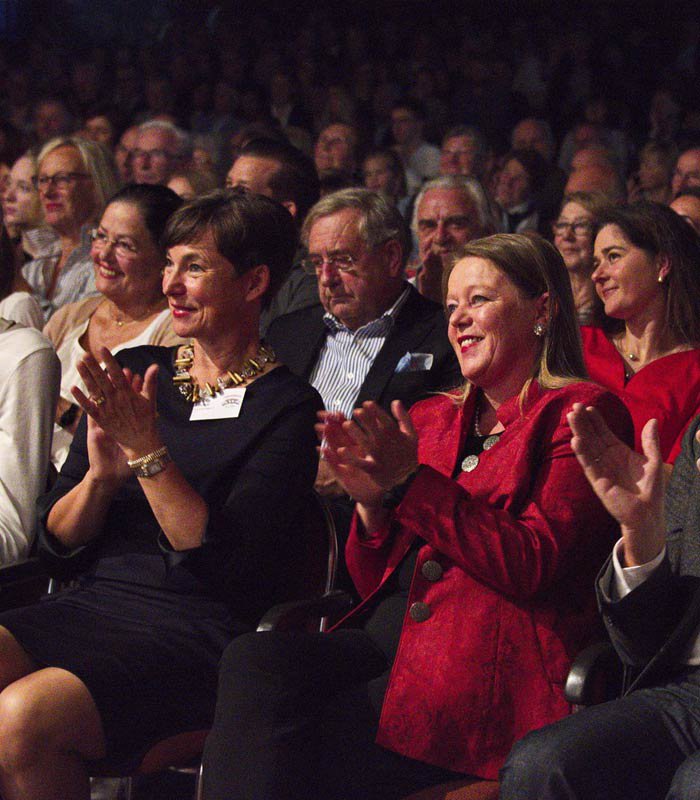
627,352,638,361
461,454,479,472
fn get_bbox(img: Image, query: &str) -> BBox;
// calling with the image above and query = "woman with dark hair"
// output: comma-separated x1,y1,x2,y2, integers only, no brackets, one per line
552,190,615,326
46,183,185,466
0,189,320,799
202,233,632,800
582,201,700,463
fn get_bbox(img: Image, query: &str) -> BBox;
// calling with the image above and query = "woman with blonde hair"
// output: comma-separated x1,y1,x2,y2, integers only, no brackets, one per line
202,233,633,800
23,136,119,318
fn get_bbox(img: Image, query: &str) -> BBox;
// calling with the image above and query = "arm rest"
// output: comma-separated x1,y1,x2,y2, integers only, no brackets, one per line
256,590,354,633
564,640,625,706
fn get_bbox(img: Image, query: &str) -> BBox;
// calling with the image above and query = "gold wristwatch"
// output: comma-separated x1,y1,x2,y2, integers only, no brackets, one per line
127,446,171,478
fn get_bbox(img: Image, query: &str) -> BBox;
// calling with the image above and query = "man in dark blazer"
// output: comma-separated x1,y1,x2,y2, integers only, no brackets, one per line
500,413,700,800
267,188,460,419
267,189,460,586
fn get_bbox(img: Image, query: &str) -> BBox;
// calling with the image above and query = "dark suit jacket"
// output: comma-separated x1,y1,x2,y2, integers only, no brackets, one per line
597,415,700,691
266,284,461,414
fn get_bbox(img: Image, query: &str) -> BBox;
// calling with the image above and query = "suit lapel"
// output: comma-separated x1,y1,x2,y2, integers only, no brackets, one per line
356,288,434,406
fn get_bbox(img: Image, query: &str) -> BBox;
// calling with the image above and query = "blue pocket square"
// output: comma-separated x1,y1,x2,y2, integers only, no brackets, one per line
395,352,434,373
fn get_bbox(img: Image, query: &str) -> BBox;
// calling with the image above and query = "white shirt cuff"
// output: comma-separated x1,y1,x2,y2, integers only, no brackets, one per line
611,538,666,599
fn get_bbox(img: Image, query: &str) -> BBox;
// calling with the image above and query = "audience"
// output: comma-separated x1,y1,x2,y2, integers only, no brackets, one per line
0,313,59,565
670,186,700,233
225,137,321,331
552,191,614,325
582,202,700,464
131,120,191,186
500,405,700,800
2,9,700,797
22,136,119,318
0,190,320,799
202,233,633,799
45,183,184,467
412,175,496,303
671,146,700,197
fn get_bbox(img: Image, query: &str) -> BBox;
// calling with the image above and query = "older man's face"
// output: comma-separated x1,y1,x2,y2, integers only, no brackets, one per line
132,128,179,185
416,188,483,267
307,208,400,330
671,194,700,234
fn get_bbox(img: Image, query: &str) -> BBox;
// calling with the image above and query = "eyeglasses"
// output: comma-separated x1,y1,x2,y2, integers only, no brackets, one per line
552,220,594,237
300,253,358,275
90,228,139,258
132,148,171,161
33,172,90,190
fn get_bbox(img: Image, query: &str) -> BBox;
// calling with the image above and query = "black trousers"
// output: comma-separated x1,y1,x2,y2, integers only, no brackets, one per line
201,629,463,800
499,668,700,800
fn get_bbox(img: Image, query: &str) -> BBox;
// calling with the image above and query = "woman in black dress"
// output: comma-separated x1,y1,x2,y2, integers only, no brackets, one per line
0,189,321,800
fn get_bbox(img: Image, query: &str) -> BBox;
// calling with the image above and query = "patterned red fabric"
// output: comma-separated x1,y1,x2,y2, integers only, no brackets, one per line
581,325,700,463
338,381,633,779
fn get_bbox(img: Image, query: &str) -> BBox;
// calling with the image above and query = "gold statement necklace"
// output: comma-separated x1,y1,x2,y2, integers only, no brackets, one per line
173,340,276,404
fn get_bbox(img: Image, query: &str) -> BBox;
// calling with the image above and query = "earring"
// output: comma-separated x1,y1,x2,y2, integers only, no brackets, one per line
658,274,665,283
533,322,546,337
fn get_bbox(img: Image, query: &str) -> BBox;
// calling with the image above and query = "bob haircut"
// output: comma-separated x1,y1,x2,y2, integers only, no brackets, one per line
38,136,119,215
558,191,617,227
443,232,587,405
596,201,700,342
105,183,183,256
162,188,298,309
301,188,411,271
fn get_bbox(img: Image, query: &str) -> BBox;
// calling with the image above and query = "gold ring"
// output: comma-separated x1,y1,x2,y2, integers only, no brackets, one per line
90,394,106,407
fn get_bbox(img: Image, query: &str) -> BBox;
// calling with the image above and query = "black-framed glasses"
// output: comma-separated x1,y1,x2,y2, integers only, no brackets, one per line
300,253,358,275
33,172,90,190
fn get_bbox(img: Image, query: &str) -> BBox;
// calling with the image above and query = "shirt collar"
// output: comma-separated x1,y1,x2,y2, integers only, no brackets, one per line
322,284,411,335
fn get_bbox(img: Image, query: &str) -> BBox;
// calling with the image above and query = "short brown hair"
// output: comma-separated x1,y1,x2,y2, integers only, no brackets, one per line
163,188,298,309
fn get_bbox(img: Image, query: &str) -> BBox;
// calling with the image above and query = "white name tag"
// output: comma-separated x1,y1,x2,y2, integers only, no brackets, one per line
189,387,246,421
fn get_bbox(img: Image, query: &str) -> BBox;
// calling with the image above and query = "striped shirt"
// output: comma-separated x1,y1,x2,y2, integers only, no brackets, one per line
310,286,410,417
22,224,98,320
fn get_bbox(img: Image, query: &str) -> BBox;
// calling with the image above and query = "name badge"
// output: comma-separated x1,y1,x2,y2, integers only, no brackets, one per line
189,387,246,421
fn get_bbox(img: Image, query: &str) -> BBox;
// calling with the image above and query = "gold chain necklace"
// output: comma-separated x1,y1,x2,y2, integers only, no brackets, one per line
173,340,276,404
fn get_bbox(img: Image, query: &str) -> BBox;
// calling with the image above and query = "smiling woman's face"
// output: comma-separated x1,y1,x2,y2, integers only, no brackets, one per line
445,256,547,402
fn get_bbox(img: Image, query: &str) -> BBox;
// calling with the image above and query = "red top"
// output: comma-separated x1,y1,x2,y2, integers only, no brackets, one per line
336,380,632,779
581,325,700,462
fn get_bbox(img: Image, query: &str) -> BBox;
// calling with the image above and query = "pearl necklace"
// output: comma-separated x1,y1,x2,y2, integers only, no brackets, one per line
173,341,276,404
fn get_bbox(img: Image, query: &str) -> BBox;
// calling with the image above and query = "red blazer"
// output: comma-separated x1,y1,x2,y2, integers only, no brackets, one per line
338,381,633,779
581,325,700,463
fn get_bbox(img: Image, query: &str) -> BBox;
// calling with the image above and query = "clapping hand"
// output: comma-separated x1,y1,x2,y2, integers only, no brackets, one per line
567,403,666,567
318,400,419,507
72,348,162,478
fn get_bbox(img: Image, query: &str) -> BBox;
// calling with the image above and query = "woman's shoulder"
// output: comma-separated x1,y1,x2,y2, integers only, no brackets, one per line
0,291,45,330
254,365,324,412
533,381,633,440
408,392,461,424
115,343,177,372
43,296,102,347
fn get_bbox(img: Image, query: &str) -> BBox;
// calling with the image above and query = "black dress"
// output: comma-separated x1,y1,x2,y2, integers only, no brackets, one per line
0,345,322,767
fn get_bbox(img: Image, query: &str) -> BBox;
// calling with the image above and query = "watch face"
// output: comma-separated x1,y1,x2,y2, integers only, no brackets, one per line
144,461,161,477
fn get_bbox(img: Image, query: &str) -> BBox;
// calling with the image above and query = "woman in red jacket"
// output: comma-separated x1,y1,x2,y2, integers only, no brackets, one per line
581,201,700,464
202,233,633,800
